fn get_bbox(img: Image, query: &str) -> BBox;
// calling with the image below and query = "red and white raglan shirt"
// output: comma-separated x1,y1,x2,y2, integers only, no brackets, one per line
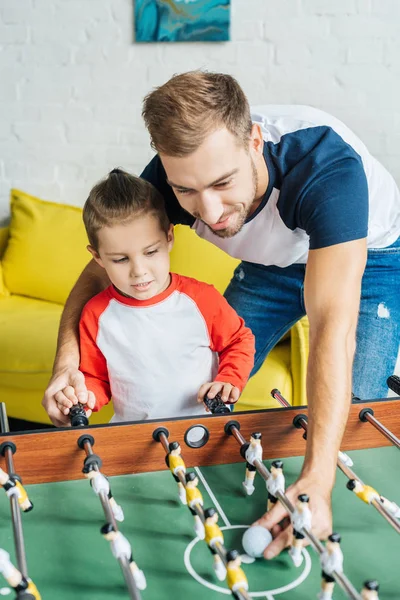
79,273,255,422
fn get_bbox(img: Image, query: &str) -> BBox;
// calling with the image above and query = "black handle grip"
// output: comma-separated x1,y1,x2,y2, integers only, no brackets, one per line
70,403,89,427
387,375,400,396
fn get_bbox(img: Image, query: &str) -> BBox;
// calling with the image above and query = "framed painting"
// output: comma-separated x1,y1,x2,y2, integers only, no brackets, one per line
135,0,230,42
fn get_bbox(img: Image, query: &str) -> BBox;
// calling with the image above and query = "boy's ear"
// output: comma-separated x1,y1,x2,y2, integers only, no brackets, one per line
87,245,104,268
167,223,174,251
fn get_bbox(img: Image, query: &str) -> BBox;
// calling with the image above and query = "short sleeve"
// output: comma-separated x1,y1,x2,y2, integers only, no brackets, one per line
299,157,369,250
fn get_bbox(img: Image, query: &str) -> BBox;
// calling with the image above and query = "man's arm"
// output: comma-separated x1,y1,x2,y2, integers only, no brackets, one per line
256,238,367,557
42,258,110,426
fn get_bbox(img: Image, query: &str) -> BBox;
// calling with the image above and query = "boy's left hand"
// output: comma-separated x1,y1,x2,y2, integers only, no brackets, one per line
197,381,240,406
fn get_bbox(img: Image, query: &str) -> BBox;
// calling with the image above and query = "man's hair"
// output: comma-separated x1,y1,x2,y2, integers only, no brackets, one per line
142,71,253,156
83,168,170,250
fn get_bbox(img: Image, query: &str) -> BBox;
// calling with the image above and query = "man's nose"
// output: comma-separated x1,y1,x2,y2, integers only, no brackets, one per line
197,192,222,224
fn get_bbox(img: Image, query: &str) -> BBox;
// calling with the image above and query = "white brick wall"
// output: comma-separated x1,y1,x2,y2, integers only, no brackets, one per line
0,0,400,223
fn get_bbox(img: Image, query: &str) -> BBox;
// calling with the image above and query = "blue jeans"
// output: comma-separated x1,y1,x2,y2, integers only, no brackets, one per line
224,237,400,400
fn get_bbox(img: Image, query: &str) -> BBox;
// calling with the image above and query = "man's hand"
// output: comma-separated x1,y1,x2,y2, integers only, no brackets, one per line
42,367,95,427
197,381,240,406
254,474,332,559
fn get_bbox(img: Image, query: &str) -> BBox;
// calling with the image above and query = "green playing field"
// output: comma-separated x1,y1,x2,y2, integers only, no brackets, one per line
0,446,398,599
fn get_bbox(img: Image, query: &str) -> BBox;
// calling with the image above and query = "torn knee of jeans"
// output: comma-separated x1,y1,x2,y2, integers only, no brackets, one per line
236,268,245,281
377,303,390,319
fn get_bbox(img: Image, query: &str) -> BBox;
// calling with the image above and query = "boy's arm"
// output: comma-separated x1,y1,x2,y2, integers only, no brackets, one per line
198,285,255,391
42,259,110,426
78,307,111,411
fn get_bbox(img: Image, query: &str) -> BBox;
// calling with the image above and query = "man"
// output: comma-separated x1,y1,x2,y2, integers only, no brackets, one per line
42,71,400,559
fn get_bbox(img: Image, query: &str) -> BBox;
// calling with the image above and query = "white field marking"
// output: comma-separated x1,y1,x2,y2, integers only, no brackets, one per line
0,589,11,596
194,466,231,527
184,525,312,597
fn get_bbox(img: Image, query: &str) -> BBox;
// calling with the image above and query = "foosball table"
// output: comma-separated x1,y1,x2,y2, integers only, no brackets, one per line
0,393,399,600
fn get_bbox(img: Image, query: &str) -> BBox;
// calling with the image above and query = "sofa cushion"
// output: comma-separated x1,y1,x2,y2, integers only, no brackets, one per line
2,189,91,305
0,295,61,389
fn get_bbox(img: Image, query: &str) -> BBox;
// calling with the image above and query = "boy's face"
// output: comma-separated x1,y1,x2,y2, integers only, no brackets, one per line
90,213,174,301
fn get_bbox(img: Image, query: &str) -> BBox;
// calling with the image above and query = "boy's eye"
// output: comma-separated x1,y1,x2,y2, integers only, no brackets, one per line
146,249,158,256
112,257,128,263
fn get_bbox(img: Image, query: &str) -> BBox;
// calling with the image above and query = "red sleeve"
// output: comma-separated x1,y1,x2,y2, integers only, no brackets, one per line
182,278,255,392
79,293,112,411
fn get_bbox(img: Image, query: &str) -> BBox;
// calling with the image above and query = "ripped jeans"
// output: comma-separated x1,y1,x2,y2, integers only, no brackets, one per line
224,237,400,400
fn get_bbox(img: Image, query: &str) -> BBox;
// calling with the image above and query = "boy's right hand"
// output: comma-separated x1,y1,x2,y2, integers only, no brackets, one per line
42,367,95,427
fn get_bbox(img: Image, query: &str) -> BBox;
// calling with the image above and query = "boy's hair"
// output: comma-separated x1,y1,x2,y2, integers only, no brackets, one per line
142,71,252,157
83,168,170,250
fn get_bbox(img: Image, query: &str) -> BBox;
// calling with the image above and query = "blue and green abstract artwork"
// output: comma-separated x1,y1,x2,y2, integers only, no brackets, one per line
135,0,230,43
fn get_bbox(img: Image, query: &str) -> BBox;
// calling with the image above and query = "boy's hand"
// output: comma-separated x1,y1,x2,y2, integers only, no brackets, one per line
42,367,95,427
197,381,240,408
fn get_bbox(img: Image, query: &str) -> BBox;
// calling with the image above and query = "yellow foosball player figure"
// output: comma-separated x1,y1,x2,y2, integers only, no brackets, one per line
0,469,33,513
346,479,400,517
185,472,205,539
0,549,41,599
100,524,147,590
317,533,343,600
203,508,226,581
242,433,262,496
361,579,380,600
165,442,187,504
289,494,312,568
226,549,249,599
266,460,285,512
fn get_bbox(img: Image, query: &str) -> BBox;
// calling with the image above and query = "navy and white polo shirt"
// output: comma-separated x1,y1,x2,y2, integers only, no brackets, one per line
141,105,400,268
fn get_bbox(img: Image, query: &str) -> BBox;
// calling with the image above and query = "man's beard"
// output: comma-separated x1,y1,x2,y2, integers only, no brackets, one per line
206,158,259,239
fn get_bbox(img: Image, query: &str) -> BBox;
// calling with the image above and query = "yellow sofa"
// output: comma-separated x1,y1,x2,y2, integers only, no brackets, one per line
0,189,309,425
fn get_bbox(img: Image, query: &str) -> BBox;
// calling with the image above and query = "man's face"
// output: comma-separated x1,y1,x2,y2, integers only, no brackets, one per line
160,126,267,239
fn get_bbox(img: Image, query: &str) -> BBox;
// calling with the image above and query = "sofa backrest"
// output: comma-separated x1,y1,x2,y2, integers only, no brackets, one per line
0,189,239,304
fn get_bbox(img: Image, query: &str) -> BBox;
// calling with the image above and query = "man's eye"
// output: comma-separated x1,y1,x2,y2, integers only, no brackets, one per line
112,257,128,263
215,180,231,188
176,189,192,195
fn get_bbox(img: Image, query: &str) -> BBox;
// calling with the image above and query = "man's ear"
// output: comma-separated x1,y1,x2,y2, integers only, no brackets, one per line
249,123,264,157
167,224,175,252
87,245,104,268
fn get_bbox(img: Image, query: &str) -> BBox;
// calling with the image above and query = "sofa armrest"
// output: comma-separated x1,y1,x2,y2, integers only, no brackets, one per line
290,316,309,406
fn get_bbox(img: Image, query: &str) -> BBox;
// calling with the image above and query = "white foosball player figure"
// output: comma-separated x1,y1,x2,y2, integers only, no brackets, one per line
266,460,285,511
101,524,146,590
242,433,263,496
361,579,380,599
317,532,343,600
83,467,124,522
289,494,312,568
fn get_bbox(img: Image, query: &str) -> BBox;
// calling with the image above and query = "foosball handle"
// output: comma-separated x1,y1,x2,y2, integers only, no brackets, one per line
70,402,89,427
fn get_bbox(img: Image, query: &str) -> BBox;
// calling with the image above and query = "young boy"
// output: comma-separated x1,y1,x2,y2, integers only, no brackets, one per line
56,169,255,422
